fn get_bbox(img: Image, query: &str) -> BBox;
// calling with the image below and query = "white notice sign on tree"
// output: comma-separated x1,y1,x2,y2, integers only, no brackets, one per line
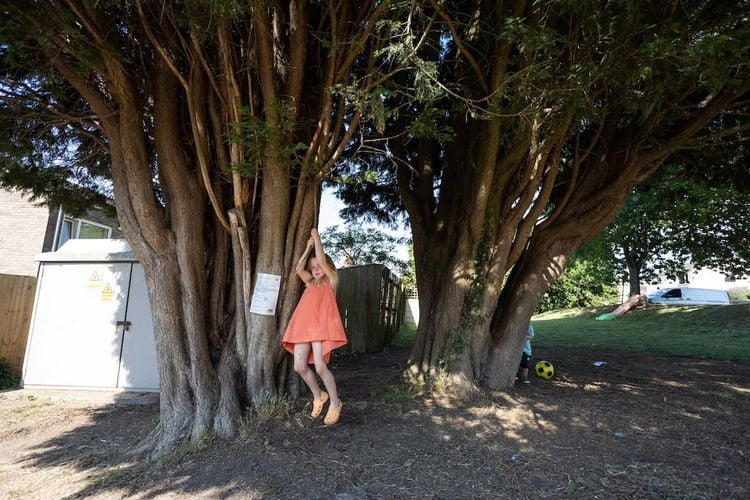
249,273,282,316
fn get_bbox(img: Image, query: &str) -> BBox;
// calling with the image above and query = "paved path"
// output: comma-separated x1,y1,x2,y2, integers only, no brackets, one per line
1,388,158,405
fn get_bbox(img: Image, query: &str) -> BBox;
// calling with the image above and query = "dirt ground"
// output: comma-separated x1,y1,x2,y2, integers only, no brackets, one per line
1,346,749,499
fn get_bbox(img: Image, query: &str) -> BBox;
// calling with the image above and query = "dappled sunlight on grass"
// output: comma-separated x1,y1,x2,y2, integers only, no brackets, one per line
616,384,645,395
717,381,750,395
676,410,705,421
122,478,265,499
658,380,692,389
649,305,704,315
534,307,604,320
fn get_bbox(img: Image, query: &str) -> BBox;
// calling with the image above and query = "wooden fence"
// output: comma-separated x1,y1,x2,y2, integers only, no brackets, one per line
336,264,406,353
0,274,37,377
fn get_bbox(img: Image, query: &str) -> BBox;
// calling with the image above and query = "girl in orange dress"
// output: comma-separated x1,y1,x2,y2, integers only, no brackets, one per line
283,228,347,425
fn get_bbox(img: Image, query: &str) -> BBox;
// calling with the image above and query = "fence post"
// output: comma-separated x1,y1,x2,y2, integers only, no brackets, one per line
0,274,37,377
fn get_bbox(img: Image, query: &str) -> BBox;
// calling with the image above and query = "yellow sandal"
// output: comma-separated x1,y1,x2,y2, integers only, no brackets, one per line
324,401,342,425
311,391,329,418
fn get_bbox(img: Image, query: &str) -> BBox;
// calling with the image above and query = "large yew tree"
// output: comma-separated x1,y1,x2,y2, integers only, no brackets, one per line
336,1,750,391
1,0,398,456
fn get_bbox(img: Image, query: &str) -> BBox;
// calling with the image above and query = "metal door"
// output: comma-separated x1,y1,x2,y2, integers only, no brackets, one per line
116,264,159,390
23,263,130,388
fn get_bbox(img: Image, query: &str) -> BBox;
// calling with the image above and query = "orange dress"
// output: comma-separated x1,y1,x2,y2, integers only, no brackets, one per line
282,279,348,364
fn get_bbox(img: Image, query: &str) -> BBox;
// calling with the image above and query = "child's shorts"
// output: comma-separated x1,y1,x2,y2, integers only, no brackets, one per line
520,353,532,369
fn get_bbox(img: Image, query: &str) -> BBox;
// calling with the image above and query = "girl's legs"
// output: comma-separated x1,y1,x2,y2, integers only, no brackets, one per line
311,341,340,407
293,343,324,400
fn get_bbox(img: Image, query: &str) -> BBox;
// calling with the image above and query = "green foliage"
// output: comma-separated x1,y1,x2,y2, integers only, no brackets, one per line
331,83,393,134
378,384,416,403
0,162,115,218
253,395,295,424
390,323,416,348
155,429,215,468
321,225,408,275
537,236,620,313
606,151,750,292
227,101,307,176
727,287,750,302
409,108,455,142
533,303,750,363
399,242,416,294
0,359,20,391
0,7,116,215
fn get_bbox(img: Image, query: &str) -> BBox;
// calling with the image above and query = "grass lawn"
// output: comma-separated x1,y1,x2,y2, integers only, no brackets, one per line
390,322,417,348
532,303,750,363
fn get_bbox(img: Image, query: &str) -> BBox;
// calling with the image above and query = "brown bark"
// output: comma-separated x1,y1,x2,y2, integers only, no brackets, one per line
626,253,643,297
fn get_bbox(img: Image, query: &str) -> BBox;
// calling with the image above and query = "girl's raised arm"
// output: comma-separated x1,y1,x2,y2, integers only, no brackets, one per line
311,228,338,288
295,238,314,284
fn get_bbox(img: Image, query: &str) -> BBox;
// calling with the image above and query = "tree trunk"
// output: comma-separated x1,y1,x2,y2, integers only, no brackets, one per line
406,267,475,390
628,260,642,297
482,239,577,388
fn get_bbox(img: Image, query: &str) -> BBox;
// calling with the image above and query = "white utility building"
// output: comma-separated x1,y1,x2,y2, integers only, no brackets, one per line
22,239,159,391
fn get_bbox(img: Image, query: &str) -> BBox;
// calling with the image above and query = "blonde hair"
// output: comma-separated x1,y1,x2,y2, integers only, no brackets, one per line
307,253,338,286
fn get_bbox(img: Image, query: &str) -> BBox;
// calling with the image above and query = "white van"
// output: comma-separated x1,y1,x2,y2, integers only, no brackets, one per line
646,287,730,306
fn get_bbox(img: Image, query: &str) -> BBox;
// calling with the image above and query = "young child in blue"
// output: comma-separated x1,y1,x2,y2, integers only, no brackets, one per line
518,324,534,384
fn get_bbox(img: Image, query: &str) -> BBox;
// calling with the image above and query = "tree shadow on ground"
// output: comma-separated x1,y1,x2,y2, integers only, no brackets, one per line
4,345,750,498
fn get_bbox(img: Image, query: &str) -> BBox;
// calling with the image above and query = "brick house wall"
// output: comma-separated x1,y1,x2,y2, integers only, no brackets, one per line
0,188,123,277
0,189,52,276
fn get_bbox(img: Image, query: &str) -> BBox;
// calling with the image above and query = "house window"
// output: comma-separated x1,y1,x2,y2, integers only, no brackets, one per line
57,217,112,248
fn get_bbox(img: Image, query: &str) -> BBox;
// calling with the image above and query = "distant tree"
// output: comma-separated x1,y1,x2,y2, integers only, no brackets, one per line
537,236,619,313
321,225,408,275
400,242,417,295
607,144,750,296
605,189,672,297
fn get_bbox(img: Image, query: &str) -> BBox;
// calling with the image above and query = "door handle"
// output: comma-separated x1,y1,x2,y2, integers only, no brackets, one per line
116,320,132,331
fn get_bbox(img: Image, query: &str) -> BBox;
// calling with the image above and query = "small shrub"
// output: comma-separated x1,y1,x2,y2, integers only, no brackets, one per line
389,323,417,348
0,359,20,391
378,384,416,403
255,394,294,424
241,395,297,440
727,287,750,302
156,430,214,468
87,467,125,488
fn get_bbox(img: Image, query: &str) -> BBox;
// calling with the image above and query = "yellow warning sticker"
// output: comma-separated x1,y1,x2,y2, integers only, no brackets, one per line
87,270,102,289
101,283,114,301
